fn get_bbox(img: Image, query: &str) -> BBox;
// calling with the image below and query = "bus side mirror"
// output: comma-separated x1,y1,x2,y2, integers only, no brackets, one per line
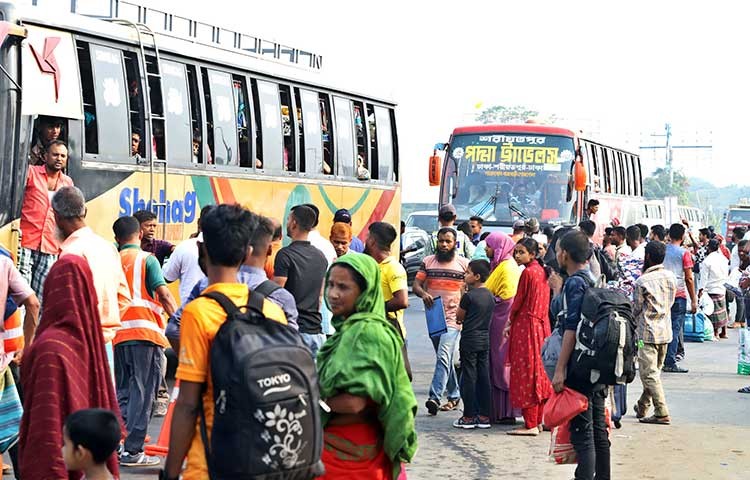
428,154,441,186
574,160,587,192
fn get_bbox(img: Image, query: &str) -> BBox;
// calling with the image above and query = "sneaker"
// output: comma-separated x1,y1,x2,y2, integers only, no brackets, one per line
662,364,689,373
452,416,476,429
120,451,161,467
425,398,439,416
153,397,169,417
475,416,491,429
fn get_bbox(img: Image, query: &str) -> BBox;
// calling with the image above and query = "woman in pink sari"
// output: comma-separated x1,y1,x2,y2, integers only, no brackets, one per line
483,232,522,423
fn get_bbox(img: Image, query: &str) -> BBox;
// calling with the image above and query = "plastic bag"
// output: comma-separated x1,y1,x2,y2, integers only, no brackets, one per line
543,387,589,429
739,327,750,375
704,317,715,342
699,292,714,316
542,330,562,381
549,422,577,464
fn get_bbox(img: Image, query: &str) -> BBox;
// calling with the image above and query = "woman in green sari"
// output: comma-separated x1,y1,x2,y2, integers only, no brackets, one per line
317,254,418,479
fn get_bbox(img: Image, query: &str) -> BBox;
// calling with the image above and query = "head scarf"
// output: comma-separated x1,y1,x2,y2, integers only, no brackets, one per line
19,255,122,480
485,231,516,270
317,254,417,476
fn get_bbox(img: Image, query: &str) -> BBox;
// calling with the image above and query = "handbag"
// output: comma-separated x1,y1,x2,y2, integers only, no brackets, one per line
542,290,568,380
387,316,413,382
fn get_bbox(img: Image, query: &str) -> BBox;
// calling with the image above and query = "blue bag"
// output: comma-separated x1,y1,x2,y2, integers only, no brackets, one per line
684,313,707,343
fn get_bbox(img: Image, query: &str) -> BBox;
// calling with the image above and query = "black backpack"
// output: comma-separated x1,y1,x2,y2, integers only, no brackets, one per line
198,288,324,480
569,283,637,387
592,245,618,282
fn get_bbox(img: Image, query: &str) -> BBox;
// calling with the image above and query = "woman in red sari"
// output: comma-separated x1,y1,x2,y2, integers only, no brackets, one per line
505,237,553,436
19,255,122,479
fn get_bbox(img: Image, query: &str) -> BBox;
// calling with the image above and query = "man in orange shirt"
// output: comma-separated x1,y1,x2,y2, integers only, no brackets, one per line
163,205,286,480
112,216,176,467
18,140,74,303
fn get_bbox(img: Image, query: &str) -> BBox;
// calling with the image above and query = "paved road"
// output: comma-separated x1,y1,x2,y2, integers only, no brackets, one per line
114,297,749,479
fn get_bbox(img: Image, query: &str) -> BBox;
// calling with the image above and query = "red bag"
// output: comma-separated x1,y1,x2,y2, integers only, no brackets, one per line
549,421,576,464
543,387,588,428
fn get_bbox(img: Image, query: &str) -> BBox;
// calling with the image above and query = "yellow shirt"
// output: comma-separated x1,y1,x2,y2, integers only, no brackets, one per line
176,282,286,480
485,260,521,301
379,256,409,337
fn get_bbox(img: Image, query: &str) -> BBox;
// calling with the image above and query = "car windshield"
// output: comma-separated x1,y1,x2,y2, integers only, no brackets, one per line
406,214,437,233
729,209,750,223
442,133,576,225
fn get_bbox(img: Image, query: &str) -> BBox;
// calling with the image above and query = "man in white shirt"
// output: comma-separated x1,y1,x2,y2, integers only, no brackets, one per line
162,206,212,305
699,239,730,339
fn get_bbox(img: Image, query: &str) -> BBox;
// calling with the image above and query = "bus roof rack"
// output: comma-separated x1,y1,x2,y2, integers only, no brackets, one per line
31,0,323,71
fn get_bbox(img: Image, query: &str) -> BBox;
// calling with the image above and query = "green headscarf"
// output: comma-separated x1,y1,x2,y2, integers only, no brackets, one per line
317,254,418,477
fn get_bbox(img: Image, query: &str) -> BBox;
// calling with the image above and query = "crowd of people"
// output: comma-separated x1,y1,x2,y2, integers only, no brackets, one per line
3,140,749,480
411,198,750,479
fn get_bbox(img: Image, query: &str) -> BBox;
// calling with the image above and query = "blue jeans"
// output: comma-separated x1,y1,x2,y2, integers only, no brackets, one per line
665,297,687,367
429,327,460,402
300,332,326,359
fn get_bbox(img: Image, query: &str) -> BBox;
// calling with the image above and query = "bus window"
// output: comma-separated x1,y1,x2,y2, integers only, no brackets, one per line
293,88,304,172
249,79,263,168
200,68,215,164
160,60,192,166
366,104,379,179
203,69,239,166
298,88,323,175
353,101,368,179
333,97,355,177
634,155,642,196
145,54,165,160
76,41,98,154
90,44,130,162
186,65,205,164
319,94,334,175
374,106,395,181
232,75,252,168
599,147,610,193
279,84,296,171
123,51,145,158
256,80,283,171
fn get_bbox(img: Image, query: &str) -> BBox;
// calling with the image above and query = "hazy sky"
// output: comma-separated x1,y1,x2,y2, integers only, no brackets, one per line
84,0,750,201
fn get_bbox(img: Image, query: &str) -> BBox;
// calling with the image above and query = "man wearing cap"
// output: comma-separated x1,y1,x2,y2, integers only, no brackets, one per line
510,219,526,243
433,204,475,258
333,208,365,253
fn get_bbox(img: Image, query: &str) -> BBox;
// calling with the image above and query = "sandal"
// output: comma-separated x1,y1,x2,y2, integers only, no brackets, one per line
506,427,540,436
738,386,750,394
439,399,460,411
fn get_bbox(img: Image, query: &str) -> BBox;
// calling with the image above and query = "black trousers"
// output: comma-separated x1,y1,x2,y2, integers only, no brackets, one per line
459,348,490,418
114,343,163,454
569,387,611,480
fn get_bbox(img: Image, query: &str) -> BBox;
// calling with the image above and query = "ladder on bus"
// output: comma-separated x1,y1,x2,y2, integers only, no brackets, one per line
107,18,169,239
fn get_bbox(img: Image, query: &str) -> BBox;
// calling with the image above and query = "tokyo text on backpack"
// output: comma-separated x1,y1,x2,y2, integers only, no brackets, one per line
198,287,325,480
569,274,637,387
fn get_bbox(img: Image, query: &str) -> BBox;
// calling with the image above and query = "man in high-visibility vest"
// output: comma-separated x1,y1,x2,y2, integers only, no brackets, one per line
112,216,177,468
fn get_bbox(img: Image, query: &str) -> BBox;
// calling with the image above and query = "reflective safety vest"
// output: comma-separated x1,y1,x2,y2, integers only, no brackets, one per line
114,248,169,348
3,301,23,354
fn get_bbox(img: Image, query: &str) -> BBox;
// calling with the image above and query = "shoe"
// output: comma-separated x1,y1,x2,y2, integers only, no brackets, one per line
614,420,622,429
638,415,671,425
153,397,169,417
119,451,161,467
425,399,439,416
506,427,540,436
475,416,491,429
634,403,648,419
439,399,460,411
452,416,476,429
662,365,689,373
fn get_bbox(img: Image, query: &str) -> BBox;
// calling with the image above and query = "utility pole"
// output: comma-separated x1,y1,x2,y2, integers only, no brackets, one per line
640,122,712,190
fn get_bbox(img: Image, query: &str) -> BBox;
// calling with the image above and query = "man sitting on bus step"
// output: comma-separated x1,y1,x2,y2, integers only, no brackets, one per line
433,204,475,258
18,140,74,306
581,199,600,222
133,210,175,266
29,116,64,166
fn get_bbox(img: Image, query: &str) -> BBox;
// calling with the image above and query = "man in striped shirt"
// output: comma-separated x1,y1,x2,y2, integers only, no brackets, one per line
633,241,677,426
413,227,469,415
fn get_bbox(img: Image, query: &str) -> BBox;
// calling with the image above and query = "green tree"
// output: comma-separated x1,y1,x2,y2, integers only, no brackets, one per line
643,167,690,204
476,105,539,124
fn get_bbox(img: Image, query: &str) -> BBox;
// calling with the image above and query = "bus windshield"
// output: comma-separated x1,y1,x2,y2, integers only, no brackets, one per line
442,133,576,225
728,209,750,223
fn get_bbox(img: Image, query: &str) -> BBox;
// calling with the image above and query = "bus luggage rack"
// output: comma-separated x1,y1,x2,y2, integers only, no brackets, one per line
31,0,323,71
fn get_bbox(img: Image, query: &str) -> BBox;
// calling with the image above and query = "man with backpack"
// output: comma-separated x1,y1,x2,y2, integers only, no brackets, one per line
633,241,676,425
552,230,611,480
163,205,311,480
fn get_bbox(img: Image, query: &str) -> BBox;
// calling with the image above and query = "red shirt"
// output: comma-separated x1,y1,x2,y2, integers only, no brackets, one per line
20,165,73,254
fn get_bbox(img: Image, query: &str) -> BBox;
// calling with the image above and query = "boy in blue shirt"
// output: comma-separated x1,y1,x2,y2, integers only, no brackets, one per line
552,230,610,480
